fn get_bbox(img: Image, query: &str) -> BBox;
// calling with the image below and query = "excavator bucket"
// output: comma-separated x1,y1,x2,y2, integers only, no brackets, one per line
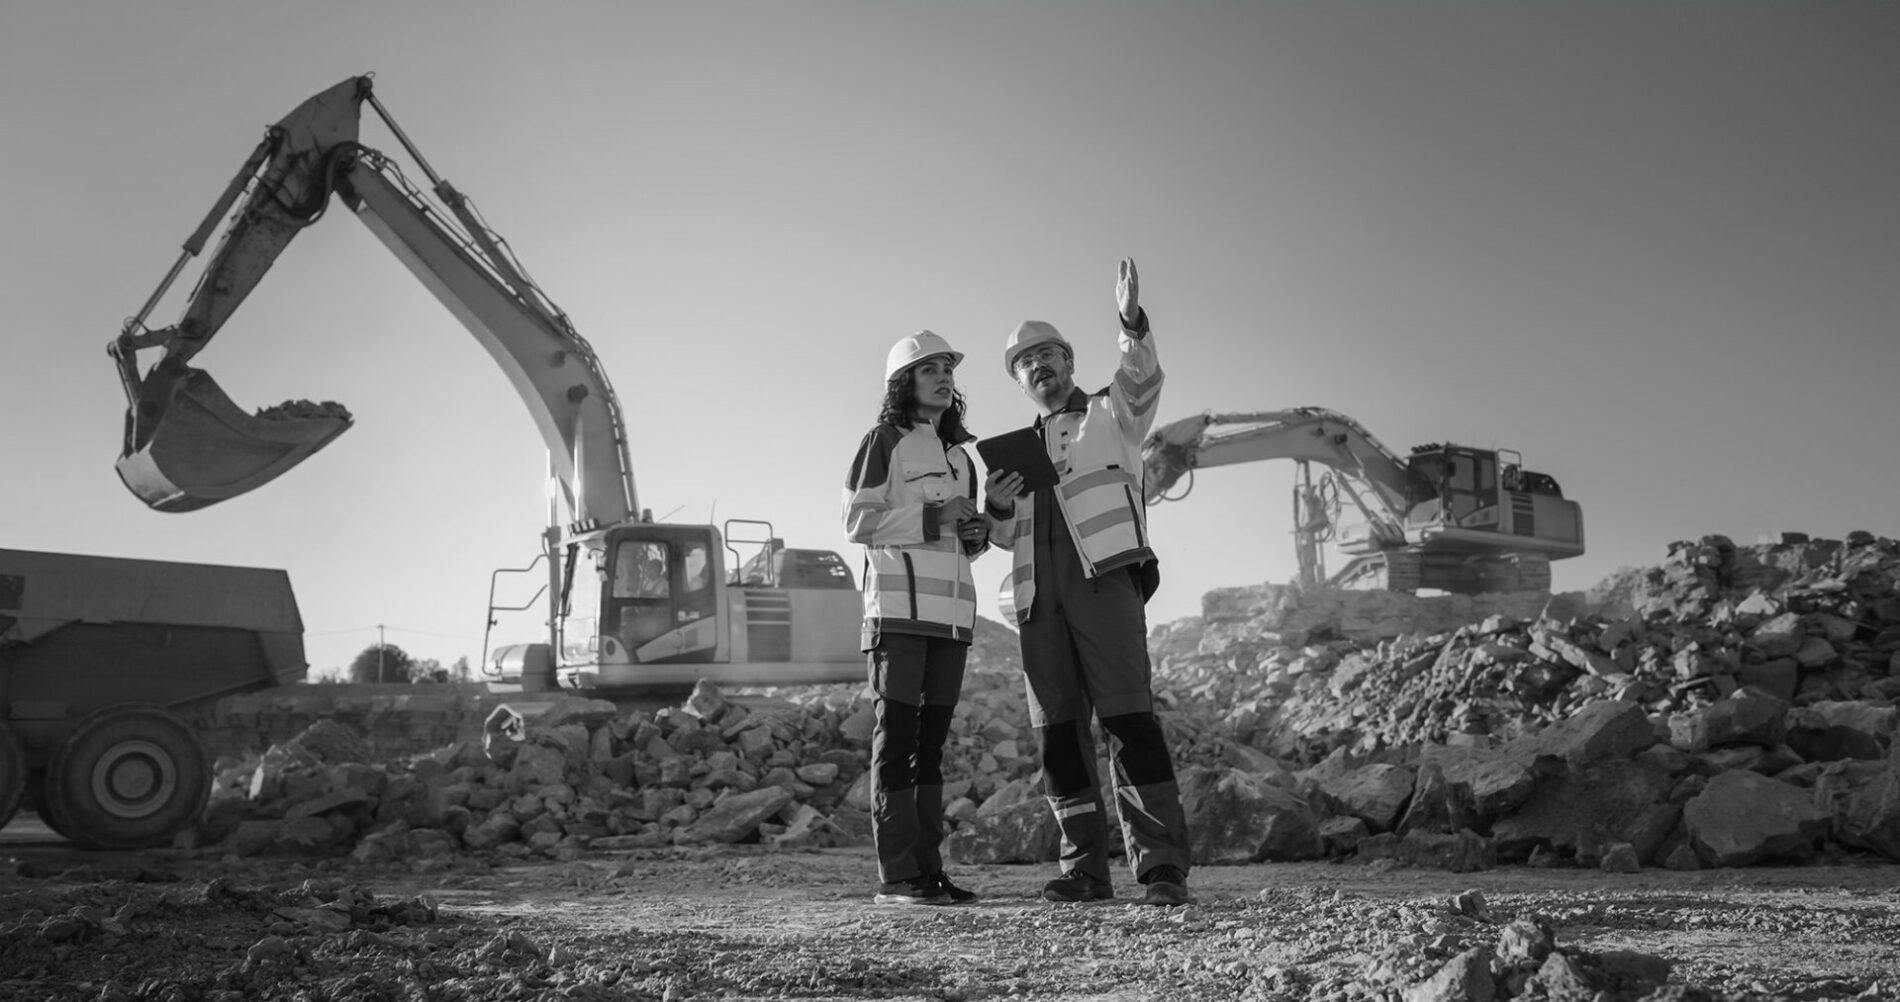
115,368,351,513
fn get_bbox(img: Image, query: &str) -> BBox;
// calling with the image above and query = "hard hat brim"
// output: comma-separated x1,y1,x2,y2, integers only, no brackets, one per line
887,349,965,381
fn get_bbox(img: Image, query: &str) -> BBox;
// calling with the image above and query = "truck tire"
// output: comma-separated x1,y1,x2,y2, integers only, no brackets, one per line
41,704,211,850
0,723,24,832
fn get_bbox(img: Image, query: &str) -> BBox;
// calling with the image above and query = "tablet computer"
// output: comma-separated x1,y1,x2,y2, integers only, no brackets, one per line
975,427,1060,492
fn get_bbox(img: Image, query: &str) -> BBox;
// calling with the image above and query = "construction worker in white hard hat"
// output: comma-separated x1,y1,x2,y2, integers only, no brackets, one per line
984,257,1195,906
842,329,991,906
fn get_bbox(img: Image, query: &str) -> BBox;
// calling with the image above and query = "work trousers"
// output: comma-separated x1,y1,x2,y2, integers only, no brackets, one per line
1020,516,1191,884
866,632,966,883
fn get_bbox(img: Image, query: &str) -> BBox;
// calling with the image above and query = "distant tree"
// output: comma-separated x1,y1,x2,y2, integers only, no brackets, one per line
412,658,450,684
450,656,473,683
348,642,417,684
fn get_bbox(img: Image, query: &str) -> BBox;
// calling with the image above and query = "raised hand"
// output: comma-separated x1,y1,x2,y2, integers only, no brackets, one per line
1117,257,1140,326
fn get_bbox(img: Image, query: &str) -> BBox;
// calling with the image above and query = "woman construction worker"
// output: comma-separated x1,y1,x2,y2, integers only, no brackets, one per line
841,330,993,905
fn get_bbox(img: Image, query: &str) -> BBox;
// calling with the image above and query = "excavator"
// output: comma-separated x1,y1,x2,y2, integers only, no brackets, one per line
1140,407,1584,594
108,75,862,694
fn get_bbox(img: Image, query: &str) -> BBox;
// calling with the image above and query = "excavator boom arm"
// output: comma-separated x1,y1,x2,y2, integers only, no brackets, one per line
341,156,638,528
1142,407,1417,519
109,75,638,528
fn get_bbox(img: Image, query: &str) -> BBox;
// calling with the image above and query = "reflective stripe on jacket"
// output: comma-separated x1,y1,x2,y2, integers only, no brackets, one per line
843,421,984,647
989,319,1162,625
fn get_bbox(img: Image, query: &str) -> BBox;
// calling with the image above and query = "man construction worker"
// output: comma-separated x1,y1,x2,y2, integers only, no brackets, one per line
981,257,1194,906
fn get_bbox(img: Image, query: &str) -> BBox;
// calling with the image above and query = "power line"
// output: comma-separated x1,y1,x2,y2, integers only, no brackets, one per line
306,624,484,643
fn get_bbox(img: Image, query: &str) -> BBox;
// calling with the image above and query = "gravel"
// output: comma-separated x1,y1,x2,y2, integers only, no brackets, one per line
5,840,1898,1001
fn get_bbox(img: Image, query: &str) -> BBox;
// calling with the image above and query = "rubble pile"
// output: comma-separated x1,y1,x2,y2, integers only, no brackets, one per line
196,661,1049,865
1135,532,1900,872
1154,532,1900,762
190,532,1900,877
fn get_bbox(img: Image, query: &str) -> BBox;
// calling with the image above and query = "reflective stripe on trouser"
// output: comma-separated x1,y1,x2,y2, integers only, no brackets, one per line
1040,714,1192,883
868,636,963,883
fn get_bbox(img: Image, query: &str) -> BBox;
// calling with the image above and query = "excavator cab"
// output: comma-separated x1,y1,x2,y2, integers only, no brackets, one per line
1403,444,1501,527
114,365,352,513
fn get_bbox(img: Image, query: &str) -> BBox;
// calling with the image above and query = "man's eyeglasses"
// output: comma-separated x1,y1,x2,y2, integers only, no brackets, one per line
1012,345,1067,372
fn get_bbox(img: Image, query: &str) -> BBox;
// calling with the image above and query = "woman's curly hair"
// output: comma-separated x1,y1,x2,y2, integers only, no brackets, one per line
878,365,974,445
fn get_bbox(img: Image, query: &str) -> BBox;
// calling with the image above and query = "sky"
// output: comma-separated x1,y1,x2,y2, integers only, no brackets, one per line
3,1,1895,678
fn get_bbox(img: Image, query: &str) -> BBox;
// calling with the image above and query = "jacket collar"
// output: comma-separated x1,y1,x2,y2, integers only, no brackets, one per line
886,417,975,447
1034,387,1092,428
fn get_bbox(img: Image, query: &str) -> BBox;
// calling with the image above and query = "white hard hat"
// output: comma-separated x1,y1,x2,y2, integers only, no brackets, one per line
885,330,964,381
1002,320,1072,375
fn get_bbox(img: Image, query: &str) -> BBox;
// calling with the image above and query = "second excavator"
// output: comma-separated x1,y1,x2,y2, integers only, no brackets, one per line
108,75,862,693
1140,407,1584,594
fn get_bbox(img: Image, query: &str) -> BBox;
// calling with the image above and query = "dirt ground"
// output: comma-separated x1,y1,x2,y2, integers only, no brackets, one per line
4,814,1899,1002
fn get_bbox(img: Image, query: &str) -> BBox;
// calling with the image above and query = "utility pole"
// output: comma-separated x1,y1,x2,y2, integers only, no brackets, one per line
377,624,386,683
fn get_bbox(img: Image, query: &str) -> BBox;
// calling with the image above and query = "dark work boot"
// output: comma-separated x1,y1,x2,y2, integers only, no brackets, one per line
1041,869,1114,902
1138,864,1195,906
874,874,948,906
927,872,978,904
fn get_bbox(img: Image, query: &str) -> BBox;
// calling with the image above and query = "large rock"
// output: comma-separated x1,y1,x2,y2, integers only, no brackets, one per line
1395,763,1477,836
1491,759,1675,861
1401,947,1495,1002
944,798,1058,864
1684,769,1830,866
1669,694,1790,751
502,742,569,795
1785,702,1895,763
1419,744,1540,817
1818,747,1900,860
1180,766,1322,863
1525,700,1655,766
672,786,795,845
1315,762,1416,834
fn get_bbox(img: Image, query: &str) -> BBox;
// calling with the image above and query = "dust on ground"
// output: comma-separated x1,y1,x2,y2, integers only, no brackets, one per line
4,816,1899,1002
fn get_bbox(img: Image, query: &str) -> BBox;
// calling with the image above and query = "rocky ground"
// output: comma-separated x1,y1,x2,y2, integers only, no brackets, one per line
6,532,1900,1000
3,826,1899,1001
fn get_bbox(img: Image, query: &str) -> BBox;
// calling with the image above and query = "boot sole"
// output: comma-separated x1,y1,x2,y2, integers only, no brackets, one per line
1041,890,1115,903
1138,883,1195,906
874,894,950,906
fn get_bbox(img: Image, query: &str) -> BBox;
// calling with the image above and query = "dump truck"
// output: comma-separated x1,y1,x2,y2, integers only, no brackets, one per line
106,75,863,695
0,548,306,847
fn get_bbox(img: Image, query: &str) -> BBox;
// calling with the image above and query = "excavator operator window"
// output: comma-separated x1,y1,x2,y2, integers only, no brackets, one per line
1443,450,1499,525
1405,453,1445,513
559,545,604,663
682,544,711,593
607,540,675,655
614,541,671,600
676,540,716,629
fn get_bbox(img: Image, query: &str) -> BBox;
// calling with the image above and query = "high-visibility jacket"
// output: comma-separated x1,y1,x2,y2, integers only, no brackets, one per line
988,320,1162,625
843,420,986,649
